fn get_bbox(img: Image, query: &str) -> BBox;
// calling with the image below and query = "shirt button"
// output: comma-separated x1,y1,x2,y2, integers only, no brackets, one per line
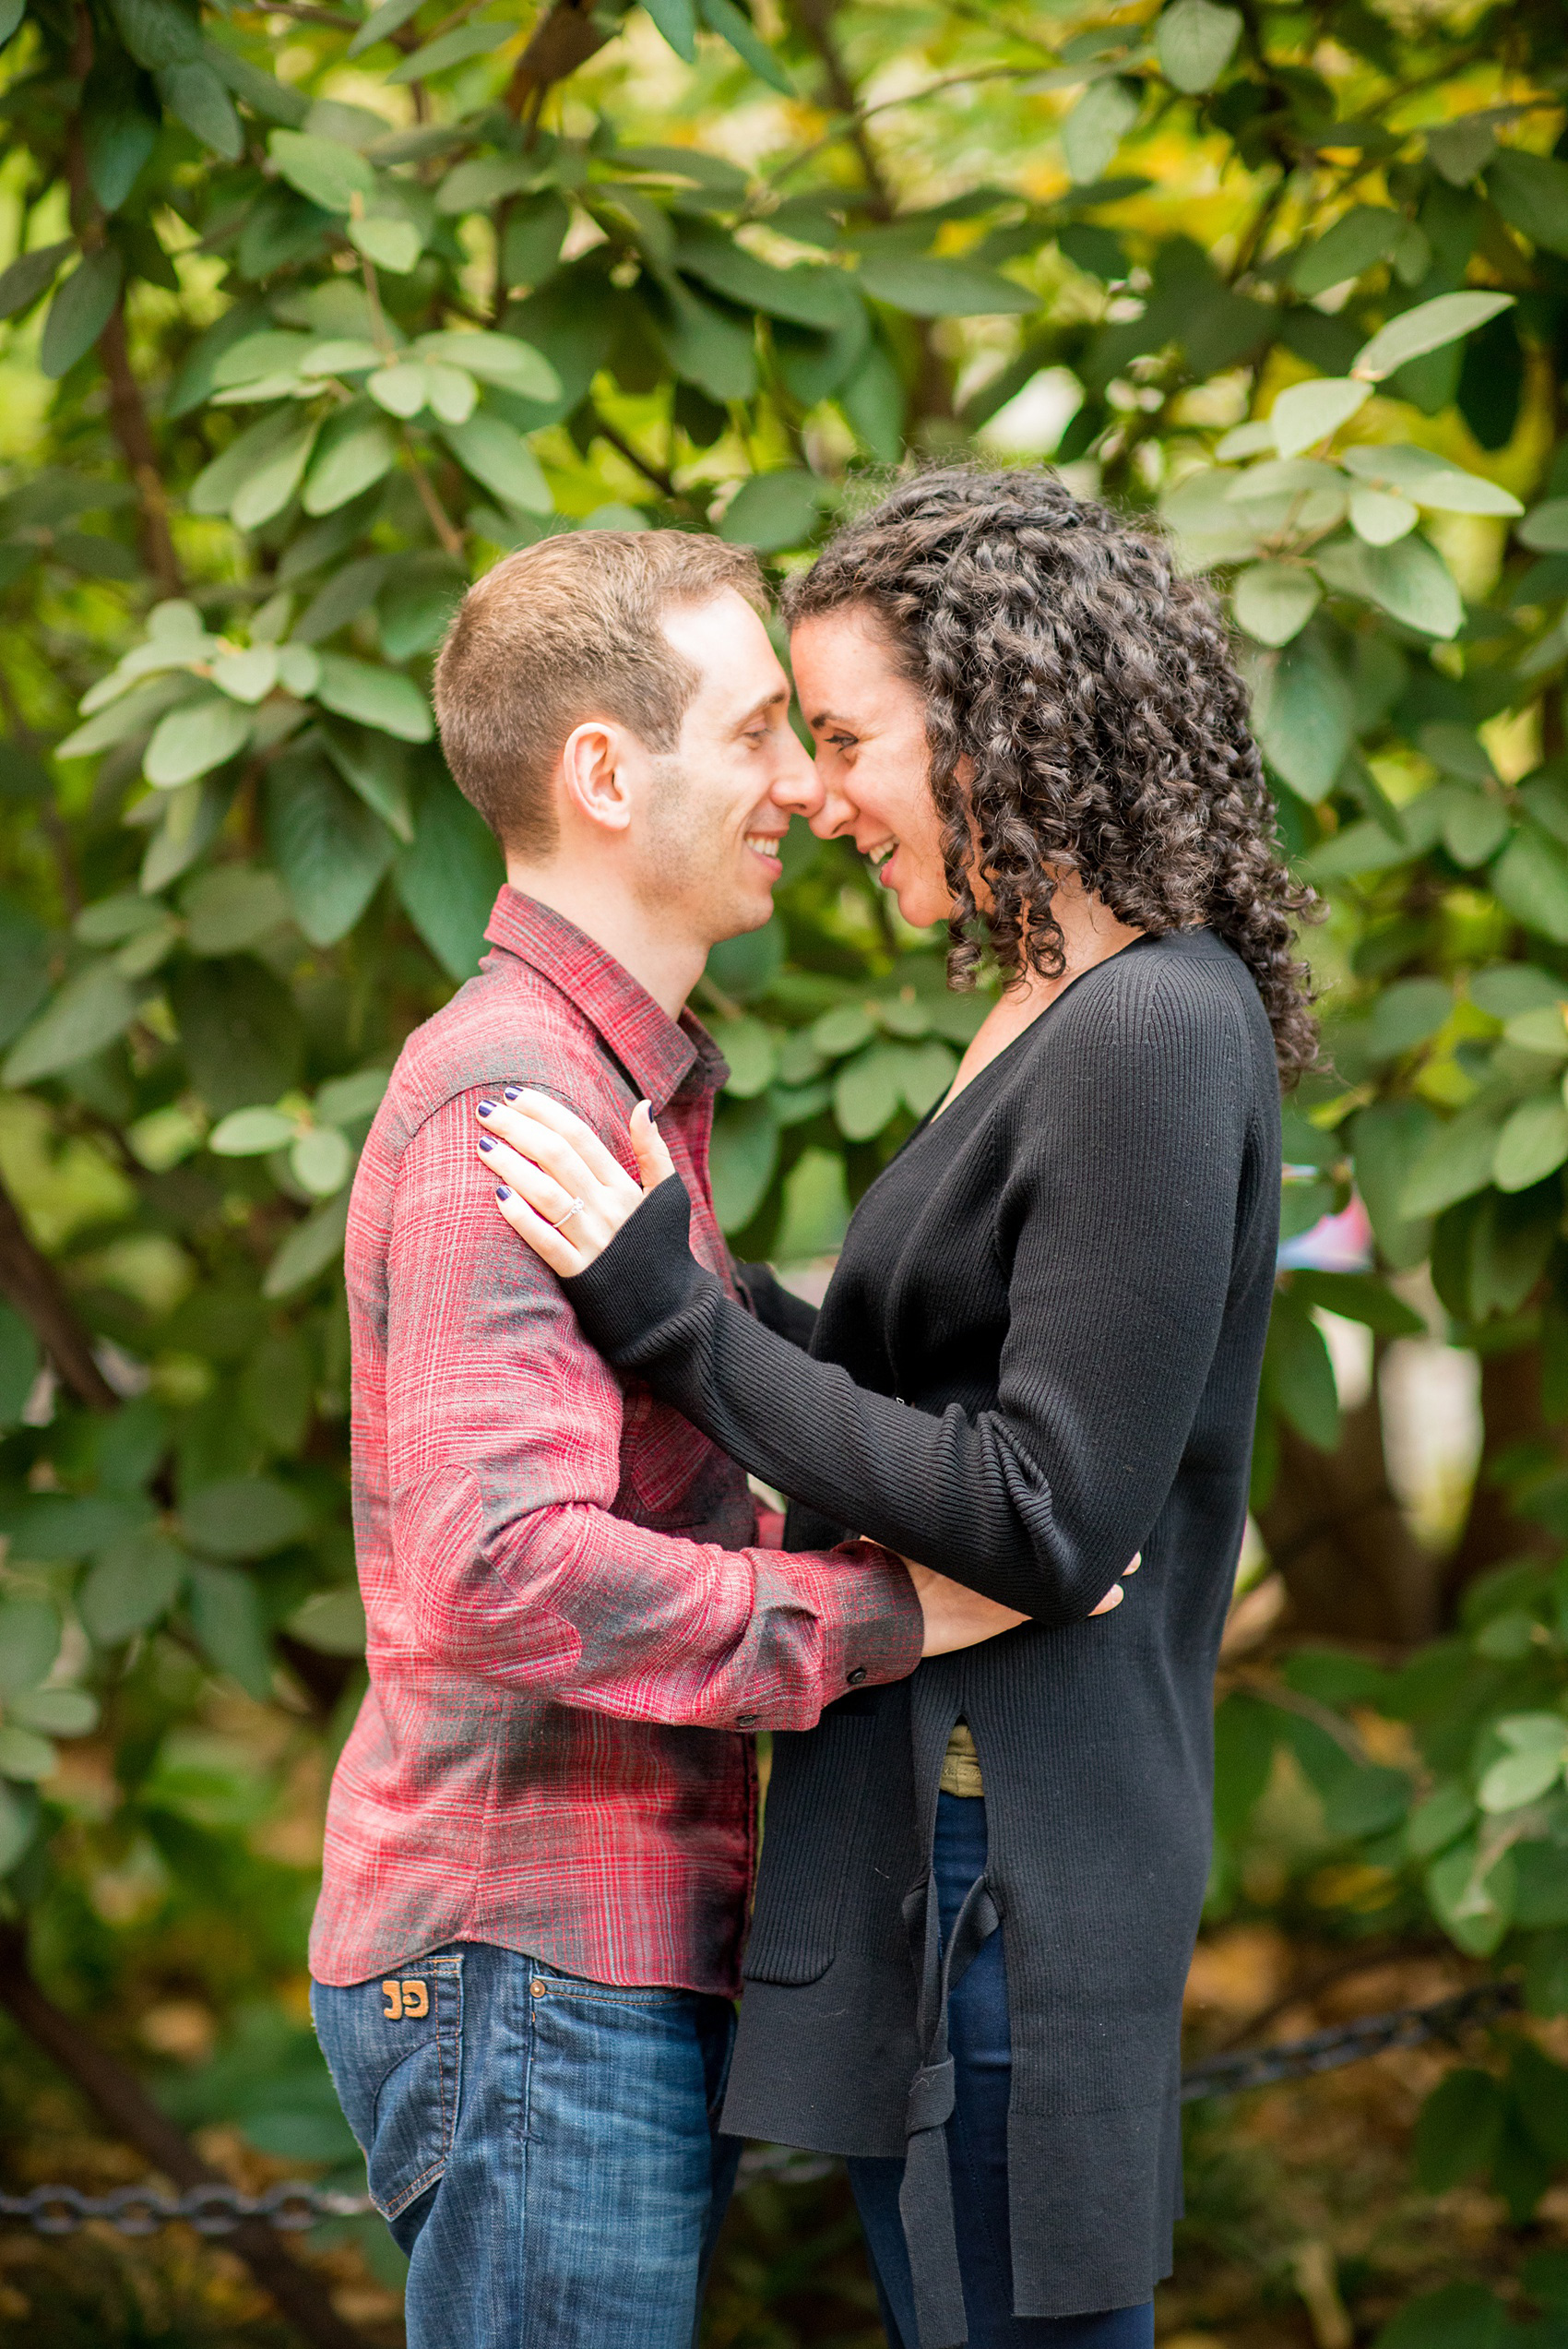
846,1667,867,1687
736,1713,758,1728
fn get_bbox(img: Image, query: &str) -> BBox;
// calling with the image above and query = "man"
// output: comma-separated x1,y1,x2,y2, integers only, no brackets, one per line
309,531,1015,2349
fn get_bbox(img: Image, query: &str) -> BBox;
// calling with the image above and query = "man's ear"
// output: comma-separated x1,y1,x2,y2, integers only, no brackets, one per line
558,719,634,835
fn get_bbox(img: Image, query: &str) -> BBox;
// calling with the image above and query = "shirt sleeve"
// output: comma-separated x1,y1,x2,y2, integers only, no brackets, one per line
383,1091,921,1727
564,969,1266,1624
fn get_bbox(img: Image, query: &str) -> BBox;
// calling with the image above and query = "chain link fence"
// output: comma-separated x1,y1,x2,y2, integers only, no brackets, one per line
0,1978,1524,2235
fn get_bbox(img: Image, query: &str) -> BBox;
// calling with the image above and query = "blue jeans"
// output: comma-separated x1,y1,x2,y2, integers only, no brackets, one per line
849,1795,1156,2349
311,1944,741,2349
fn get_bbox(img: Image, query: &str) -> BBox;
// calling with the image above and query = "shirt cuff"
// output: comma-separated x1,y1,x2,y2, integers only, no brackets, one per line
811,1539,924,1699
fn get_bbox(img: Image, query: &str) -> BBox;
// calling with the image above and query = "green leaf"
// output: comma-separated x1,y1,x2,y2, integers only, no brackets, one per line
856,254,1036,316
1341,442,1522,516
709,1093,779,1230
110,0,199,66
347,0,425,58
210,647,279,703
719,470,827,553
1287,1270,1424,1339
697,0,791,94
183,864,291,954
263,1185,350,1298
0,238,75,321
898,1040,957,1116
0,0,23,45
190,407,306,518
267,128,375,214
169,956,303,1116
833,1043,906,1140
643,0,697,58
1372,2283,1506,2349
0,1725,56,1781
79,1535,182,1652
395,776,504,980
143,693,253,788
1355,534,1464,638
1399,1102,1506,1218
288,1586,367,1654
1520,499,1568,554
1413,2072,1506,2194
1233,563,1320,645
386,17,505,79
0,1599,60,1698
348,208,422,276
8,1685,94,1739
1062,78,1140,185
1366,974,1452,1060
210,1105,298,1155
1265,1294,1339,1449
1351,291,1515,382
711,1016,777,1098
415,331,561,401
184,1473,310,1559
291,1124,352,1196
439,412,552,515
41,247,125,378
1290,207,1405,297
1487,149,1568,260
435,156,548,214
774,1144,849,1260
202,36,309,126
1427,1836,1515,1956
302,411,398,516
1268,376,1370,457
678,231,853,330
0,1783,40,1875
84,75,160,211
156,59,243,160
1246,637,1353,800
0,1304,40,1428
1349,485,1417,543
652,279,758,403
1479,1744,1566,1811
1154,0,1241,91
267,745,396,946
377,554,463,661
186,1560,273,1698
232,415,319,531
1492,826,1568,944
314,652,433,743
1493,1094,1568,1193
3,960,137,1086
320,717,414,839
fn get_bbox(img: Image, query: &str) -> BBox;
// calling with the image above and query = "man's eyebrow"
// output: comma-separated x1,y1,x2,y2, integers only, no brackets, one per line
731,686,789,729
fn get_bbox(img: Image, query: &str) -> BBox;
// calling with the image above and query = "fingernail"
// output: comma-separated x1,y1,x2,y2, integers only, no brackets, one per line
478,1136,494,1152
495,1186,511,1201
477,1099,496,1116
503,1086,521,1103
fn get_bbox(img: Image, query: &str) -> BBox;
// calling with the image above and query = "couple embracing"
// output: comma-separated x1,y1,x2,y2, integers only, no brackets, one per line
307,467,1312,2349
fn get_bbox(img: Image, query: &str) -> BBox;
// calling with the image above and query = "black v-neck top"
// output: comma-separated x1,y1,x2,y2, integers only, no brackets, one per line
564,927,1281,2325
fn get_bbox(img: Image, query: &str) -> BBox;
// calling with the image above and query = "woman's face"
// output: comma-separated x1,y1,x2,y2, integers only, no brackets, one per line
789,606,954,931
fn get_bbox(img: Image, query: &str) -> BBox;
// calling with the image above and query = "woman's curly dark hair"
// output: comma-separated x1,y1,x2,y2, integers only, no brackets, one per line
782,465,1318,1079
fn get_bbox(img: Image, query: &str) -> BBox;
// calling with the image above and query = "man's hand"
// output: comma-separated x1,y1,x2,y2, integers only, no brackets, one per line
907,1552,1141,1656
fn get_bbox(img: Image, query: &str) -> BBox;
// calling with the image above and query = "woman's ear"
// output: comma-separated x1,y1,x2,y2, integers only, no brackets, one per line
559,720,634,835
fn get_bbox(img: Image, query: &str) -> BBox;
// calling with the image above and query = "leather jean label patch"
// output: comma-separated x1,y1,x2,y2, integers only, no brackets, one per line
382,1978,430,2020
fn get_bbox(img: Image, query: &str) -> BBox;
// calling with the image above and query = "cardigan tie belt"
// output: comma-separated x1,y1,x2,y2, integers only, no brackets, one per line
897,1866,1001,2349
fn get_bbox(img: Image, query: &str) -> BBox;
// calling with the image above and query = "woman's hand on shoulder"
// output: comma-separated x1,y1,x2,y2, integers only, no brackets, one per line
476,1088,673,1276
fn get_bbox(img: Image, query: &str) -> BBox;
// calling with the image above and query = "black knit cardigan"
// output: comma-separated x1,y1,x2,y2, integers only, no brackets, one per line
564,929,1282,2338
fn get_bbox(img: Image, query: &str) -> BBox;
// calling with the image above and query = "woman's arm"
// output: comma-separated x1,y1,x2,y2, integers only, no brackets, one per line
734,1260,819,1349
477,971,1262,1623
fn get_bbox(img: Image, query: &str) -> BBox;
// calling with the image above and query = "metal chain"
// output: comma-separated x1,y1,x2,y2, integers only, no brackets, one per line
0,1980,1526,2234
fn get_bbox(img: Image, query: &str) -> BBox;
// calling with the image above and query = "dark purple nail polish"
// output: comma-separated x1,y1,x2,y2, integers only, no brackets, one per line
503,1086,521,1103
477,1099,496,1116
478,1135,494,1152
495,1186,511,1201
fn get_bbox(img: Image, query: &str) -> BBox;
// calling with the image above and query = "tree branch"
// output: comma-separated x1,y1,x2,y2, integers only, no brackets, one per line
97,304,183,598
0,1174,118,1411
0,1926,369,2349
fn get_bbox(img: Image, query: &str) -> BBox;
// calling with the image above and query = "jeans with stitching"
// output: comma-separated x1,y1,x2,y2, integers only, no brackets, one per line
848,1794,1157,2349
312,1942,740,2349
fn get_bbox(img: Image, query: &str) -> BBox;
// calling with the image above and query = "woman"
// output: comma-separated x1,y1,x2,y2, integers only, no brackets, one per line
472,468,1313,2348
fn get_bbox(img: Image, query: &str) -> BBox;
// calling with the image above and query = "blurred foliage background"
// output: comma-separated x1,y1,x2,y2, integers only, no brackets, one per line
3,0,1568,2341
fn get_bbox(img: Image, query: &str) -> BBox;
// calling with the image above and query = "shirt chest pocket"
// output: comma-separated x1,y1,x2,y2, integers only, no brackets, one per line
614,1383,736,1529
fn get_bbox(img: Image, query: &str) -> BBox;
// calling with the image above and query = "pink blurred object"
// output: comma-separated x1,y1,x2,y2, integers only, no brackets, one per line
1277,1190,1372,1272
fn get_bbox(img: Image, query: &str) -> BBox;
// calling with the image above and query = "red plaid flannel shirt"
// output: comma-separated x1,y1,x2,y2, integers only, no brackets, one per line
310,888,921,1994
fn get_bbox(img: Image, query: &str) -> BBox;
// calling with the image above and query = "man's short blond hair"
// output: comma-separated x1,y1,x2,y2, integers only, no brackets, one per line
433,530,768,854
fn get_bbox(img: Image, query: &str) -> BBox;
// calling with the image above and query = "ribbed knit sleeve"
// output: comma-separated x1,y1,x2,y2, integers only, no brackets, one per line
565,960,1257,1622
734,1260,819,1349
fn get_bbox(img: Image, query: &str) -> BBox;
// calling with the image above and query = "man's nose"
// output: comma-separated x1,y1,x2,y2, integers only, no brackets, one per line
768,727,824,819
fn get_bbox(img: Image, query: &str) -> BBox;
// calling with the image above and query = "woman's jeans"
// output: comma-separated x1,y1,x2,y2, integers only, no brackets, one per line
311,1944,740,2349
848,1794,1156,2349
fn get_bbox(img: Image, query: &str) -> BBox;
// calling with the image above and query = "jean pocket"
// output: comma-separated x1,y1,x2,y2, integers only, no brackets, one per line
311,1954,463,2220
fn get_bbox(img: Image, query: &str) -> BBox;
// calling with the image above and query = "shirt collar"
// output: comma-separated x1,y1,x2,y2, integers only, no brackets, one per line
482,887,727,1115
